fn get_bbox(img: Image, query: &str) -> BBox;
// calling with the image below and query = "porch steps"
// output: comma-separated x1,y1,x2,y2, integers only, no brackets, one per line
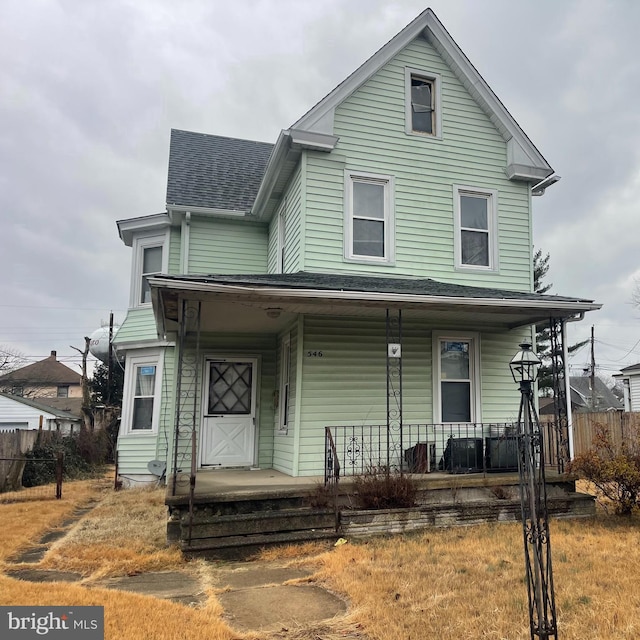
174,507,338,558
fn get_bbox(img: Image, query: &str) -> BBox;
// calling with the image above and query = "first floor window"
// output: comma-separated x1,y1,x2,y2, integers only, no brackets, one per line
454,186,497,270
344,170,395,263
434,334,479,423
132,364,156,430
278,338,291,433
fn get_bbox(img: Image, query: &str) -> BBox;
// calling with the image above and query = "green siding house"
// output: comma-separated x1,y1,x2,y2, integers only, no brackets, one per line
114,8,599,486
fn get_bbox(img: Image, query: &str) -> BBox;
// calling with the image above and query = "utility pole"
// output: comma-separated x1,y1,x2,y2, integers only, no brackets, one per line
590,326,596,410
107,312,114,406
71,337,91,429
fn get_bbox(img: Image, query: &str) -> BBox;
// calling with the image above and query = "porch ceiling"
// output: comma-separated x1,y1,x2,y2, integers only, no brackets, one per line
149,274,601,335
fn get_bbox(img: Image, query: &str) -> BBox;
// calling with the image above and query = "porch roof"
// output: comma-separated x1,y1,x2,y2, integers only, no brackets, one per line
149,272,601,334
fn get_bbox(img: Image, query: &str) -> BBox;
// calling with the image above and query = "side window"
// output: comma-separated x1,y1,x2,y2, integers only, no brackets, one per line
122,353,162,434
454,186,498,271
405,68,441,138
344,171,395,264
130,233,168,308
57,386,69,398
132,365,156,430
140,246,162,304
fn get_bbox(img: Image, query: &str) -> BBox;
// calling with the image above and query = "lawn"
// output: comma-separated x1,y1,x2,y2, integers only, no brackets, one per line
2,476,640,639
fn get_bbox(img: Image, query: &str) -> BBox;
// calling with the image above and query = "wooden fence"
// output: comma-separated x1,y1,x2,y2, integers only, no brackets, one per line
571,412,640,456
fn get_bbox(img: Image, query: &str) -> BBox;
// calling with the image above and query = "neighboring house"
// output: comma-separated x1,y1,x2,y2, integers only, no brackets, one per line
539,376,623,416
114,8,600,486
614,363,640,412
0,393,81,434
0,350,82,401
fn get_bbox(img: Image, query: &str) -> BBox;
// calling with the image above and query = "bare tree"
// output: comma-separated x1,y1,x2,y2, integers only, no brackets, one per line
0,344,27,377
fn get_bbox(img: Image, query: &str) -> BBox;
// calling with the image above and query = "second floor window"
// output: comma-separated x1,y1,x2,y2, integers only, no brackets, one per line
454,186,498,271
140,246,162,304
344,171,395,264
57,386,69,398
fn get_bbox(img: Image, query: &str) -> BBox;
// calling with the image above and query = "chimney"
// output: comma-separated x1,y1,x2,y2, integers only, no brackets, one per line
50,350,57,359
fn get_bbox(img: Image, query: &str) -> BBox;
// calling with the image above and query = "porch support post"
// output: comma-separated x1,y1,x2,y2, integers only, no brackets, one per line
386,309,403,473
549,318,569,471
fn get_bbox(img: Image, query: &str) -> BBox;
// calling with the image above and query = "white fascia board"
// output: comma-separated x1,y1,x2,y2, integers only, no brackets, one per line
149,277,601,315
117,213,171,247
167,204,249,220
425,16,553,178
289,129,339,151
252,130,292,220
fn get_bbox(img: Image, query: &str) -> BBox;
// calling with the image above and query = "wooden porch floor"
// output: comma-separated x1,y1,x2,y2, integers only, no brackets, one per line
165,467,569,506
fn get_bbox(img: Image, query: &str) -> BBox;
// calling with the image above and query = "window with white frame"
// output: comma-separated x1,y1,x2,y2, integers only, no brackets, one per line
344,170,395,263
433,333,480,423
122,352,162,434
454,186,498,270
130,233,168,308
405,68,442,138
278,337,291,433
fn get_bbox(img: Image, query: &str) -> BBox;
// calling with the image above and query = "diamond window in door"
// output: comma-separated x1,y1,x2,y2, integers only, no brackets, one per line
208,362,253,415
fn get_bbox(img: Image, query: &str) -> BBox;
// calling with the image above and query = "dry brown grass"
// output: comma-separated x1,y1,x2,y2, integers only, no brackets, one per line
4,476,640,639
40,486,183,579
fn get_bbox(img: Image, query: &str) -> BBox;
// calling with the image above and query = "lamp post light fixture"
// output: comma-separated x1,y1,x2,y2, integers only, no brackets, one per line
510,342,558,640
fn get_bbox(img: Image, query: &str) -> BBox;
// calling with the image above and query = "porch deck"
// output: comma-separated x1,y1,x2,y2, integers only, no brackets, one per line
166,467,543,505
165,468,594,558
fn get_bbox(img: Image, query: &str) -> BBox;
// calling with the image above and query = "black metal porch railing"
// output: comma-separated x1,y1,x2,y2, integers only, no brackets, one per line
325,422,566,481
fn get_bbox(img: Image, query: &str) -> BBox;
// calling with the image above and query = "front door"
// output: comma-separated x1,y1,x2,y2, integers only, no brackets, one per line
201,358,257,467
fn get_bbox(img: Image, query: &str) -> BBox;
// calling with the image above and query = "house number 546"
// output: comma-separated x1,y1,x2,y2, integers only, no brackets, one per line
306,350,323,357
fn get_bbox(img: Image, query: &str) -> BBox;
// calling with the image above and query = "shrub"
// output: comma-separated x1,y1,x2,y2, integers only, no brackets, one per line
568,423,640,515
22,428,109,487
353,467,417,509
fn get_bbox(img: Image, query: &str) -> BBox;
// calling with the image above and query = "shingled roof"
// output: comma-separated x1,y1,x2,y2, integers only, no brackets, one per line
0,351,81,386
166,129,274,211
154,271,596,305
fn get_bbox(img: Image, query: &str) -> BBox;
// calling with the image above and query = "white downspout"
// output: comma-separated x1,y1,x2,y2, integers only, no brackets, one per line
180,212,191,274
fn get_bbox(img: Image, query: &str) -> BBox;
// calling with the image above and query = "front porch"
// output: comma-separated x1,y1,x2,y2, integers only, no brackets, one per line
165,467,594,558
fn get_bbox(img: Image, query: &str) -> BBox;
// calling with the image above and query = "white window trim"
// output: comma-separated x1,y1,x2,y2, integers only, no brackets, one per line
278,336,291,434
129,232,169,308
343,169,395,264
120,350,163,436
405,67,442,139
453,185,499,272
432,331,481,424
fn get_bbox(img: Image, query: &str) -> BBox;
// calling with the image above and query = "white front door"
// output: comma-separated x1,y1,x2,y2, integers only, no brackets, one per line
201,358,257,467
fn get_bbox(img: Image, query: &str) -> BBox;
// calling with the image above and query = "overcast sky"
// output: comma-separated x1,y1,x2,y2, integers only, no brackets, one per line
1,0,639,379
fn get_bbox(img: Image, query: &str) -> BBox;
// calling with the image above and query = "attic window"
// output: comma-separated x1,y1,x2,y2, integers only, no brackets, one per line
405,68,441,139
411,77,433,133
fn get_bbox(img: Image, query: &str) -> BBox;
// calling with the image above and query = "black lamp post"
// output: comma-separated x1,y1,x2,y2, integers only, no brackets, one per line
510,342,558,640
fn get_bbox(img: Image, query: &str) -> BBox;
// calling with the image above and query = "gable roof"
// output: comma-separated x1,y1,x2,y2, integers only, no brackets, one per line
0,351,81,387
617,362,640,375
0,393,81,421
569,376,623,411
252,8,553,221
166,129,273,213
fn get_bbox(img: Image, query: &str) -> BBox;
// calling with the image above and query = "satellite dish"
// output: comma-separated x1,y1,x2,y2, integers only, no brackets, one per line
147,460,167,478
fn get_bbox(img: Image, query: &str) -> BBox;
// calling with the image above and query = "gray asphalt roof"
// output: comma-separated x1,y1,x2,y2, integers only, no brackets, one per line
166,129,274,211
0,393,81,420
155,272,595,304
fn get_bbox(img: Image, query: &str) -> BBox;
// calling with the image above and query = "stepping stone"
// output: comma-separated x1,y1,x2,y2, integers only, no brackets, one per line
10,546,48,564
7,569,83,583
94,571,204,604
215,565,312,589
39,529,68,544
218,584,346,632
